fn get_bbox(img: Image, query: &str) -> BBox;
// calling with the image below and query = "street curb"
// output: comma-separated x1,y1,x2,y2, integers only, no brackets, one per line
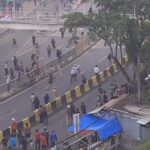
0,55,129,141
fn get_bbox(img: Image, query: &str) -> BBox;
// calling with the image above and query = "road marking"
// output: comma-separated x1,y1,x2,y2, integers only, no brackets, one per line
15,30,38,56
0,110,17,120
98,56,107,63
16,47,34,57
0,43,107,105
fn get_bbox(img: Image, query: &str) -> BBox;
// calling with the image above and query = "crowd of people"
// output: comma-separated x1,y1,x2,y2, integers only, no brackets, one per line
3,35,65,92
2,118,57,150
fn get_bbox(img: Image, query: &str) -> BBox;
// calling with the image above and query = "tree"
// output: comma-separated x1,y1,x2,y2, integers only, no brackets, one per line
64,0,150,103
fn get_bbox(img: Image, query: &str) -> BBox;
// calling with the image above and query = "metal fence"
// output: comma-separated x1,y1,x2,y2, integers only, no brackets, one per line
57,131,120,150
0,36,94,99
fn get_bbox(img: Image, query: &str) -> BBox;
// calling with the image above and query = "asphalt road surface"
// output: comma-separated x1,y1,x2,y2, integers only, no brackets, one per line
0,39,126,130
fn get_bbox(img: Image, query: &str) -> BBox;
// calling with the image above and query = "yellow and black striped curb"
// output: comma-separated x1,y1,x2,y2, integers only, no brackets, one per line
0,55,128,141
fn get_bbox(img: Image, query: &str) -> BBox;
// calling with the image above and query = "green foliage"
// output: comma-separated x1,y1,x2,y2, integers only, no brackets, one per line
64,12,91,29
135,141,150,150
144,89,150,101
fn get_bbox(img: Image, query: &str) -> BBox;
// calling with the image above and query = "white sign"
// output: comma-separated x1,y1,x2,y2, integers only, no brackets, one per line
73,113,80,134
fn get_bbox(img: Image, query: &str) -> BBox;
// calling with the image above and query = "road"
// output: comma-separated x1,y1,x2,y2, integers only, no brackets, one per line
35,70,128,148
0,39,126,130
0,0,85,85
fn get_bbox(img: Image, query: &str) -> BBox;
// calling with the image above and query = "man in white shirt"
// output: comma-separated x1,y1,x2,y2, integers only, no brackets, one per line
94,65,100,75
31,93,36,110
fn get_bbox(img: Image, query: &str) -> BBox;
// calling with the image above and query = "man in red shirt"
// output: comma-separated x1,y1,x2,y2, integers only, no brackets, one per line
40,133,47,150
10,118,17,136
35,129,41,150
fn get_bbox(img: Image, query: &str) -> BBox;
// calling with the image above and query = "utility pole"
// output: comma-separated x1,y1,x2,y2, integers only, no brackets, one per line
137,52,141,104
58,0,62,17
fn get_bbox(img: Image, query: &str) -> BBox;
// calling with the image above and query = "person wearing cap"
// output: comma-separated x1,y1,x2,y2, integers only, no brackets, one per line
11,118,17,137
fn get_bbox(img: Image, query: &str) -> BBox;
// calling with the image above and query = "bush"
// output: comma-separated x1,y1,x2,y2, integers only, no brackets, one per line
135,141,150,150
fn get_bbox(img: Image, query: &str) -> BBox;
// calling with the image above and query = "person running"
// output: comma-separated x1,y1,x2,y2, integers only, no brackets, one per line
80,102,86,115
51,38,56,50
32,35,36,46
4,61,9,76
94,65,100,75
47,45,52,58
12,38,17,48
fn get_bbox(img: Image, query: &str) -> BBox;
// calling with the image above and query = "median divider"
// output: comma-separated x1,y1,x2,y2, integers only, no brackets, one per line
0,55,128,141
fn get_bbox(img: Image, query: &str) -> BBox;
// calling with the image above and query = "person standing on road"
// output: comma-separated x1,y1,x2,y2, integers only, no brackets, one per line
8,135,17,149
81,102,86,115
56,49,62,61
107,53,112,65
49,131,57,150
24,123,31,139
31,93,36,110
48,71,54,85
59,27,65,38
94,65,100,75
9,68,15,80
2,136,8,150
43,92,50,105
70,67,76,83
47,45,52,58
81,75,87,84
32,35,36,46
35,129,41,150
6,75,11,92
40,132,48,150
51,38,56,50
12,38,17,48
10,118,17,137
4,61,9,76
12,56,18,71
66,105,73,126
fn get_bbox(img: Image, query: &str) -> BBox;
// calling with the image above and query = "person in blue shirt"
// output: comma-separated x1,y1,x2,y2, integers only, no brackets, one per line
49,130,57,150
8,135,17,149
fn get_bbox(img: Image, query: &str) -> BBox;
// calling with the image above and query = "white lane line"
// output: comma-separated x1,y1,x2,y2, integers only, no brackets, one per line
98,56,107,63
16,47,34,57
0,43,107,105
0,110,17,120
15,30,38,56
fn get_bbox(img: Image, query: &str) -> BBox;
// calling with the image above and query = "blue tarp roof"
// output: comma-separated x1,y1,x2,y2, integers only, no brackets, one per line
67,113,122,141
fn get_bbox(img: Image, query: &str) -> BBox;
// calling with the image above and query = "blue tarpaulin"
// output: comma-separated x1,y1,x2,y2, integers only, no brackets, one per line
67,113,122,141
